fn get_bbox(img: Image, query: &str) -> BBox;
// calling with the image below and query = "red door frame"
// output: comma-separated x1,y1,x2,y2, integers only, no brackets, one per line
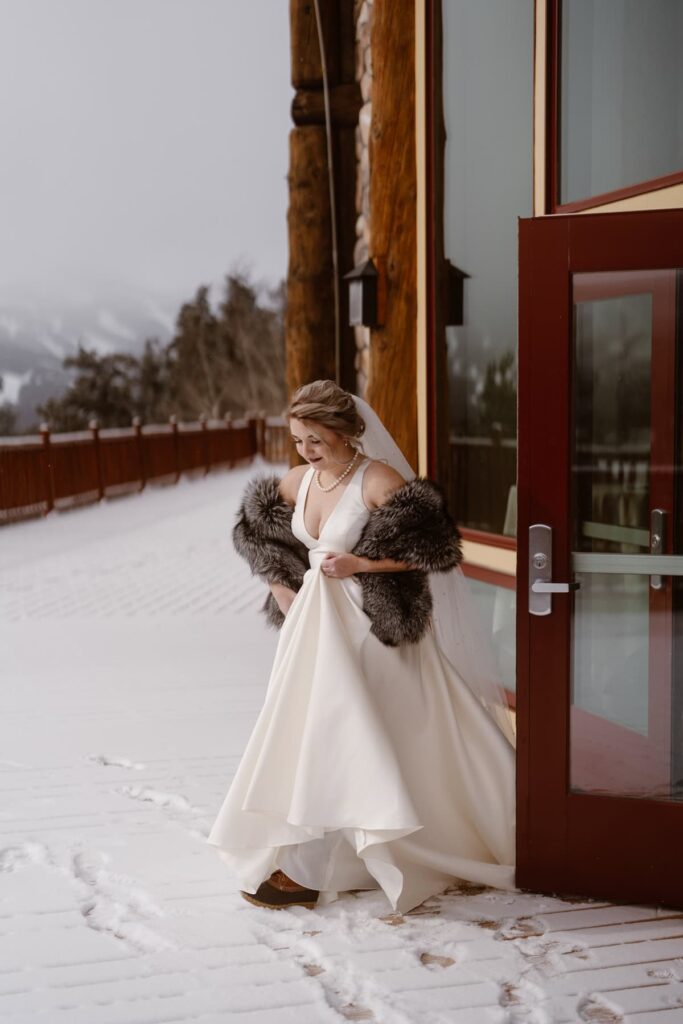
517,209,683,905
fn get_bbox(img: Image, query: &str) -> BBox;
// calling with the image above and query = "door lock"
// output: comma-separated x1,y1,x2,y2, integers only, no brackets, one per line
529,524,580,616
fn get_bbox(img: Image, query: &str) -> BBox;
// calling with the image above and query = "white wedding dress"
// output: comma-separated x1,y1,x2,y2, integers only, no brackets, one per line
207,457,516,913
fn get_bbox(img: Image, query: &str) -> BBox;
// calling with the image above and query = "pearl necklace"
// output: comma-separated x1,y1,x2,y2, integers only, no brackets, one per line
313,448,361,492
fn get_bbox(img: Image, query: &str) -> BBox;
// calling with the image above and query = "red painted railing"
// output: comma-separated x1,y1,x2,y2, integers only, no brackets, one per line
0,415,290,525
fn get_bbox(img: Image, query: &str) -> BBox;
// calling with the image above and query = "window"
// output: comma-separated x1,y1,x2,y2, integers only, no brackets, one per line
440,0,533,536
556,0,683,208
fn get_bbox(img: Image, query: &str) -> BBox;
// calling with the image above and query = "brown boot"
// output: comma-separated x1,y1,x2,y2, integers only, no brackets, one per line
240,870,319,910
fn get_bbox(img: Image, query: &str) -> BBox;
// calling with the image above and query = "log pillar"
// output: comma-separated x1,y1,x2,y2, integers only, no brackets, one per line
366,0,418,471
286,0,361,409
287,125,336,392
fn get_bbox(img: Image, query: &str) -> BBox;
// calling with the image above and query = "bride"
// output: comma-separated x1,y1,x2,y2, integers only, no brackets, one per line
207,379,516,913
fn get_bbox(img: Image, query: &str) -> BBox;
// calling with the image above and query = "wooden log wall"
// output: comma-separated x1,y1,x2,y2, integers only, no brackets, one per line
286,0,361,405
366,0,418,471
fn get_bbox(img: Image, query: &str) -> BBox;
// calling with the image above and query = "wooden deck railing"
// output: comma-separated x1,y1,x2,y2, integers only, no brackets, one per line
448,434,518,536
0,414,290,525
447,435,652,542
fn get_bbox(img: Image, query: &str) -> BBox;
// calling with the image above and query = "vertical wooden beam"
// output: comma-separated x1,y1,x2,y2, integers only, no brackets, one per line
291,0,339,88
367,0,418,470
286,125,336,395
287,0,361,416
335,123,359,391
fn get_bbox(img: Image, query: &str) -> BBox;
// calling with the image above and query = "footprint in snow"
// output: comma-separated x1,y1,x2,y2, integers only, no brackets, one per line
443,881,490,897
380,913,406,927
116,785,210,837
117,785,197,813
517,936,591,974
340,1005,374,1022
302,962,326,976
647,967,678,980
187,825,210,839
71,849,176,954
87,754,146,770
0,841,51,872
499,978,548,1023
406,900,442,918
495,916,547,941
419,951,456,968
577,994,624,1023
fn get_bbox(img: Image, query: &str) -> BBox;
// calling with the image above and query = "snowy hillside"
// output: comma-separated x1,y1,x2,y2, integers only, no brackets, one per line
0,289,178,429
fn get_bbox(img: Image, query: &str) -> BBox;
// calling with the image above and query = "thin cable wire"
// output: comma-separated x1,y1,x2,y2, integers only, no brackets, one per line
312,0,341,383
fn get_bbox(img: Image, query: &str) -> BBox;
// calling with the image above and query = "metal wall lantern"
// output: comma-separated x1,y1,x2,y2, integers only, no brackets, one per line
344,258,380,327
444,260,470,326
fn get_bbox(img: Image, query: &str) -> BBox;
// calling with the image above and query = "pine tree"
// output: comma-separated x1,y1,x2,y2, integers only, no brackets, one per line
37,346,139,431
134,338,172,424
166,286,222,419
31,267,287,432
215,272,286,415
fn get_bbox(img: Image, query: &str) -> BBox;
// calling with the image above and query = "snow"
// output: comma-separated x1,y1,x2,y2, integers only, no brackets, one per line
1,462,681,1023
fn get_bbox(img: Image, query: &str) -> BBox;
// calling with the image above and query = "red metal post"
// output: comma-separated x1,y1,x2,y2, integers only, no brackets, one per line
133,416,146,492
199,413,210,475
89,419,105,501
245,410,256,461
254,409,266,458
39,422,54,514
224,412,234,468
169,415,180,482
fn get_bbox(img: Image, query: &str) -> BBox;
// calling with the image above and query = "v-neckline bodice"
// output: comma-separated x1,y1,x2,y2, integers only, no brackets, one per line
299,458,368,542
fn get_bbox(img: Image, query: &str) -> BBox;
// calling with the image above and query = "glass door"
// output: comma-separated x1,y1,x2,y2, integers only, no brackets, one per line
518,211,683,905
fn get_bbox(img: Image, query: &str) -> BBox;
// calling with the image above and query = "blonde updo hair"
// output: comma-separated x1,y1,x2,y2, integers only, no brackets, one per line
284,380,366,450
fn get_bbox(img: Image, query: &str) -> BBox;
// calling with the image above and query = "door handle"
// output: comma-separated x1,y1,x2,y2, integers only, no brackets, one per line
650,508,666,591
529,523,580,616
531,580,581,593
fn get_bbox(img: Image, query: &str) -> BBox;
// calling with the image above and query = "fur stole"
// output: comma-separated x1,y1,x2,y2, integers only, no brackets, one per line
231,475,310,630
232,472,462,645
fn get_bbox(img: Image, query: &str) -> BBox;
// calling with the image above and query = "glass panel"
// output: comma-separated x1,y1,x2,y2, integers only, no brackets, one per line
560,0,683,205
572,289,652,555
569,271,682,801
466,576,516,693
573,572,649,736
441,0,533,533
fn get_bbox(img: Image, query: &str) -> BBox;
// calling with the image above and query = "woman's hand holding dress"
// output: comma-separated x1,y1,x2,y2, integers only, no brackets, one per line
231,458,462,642
321,466,417,580
321,552,415,578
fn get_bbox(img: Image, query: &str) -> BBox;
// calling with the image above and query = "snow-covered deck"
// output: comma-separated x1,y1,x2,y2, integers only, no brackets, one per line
2,463,682,1023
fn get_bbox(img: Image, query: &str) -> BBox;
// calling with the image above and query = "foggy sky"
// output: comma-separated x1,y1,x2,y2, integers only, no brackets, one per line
0,0,291,306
